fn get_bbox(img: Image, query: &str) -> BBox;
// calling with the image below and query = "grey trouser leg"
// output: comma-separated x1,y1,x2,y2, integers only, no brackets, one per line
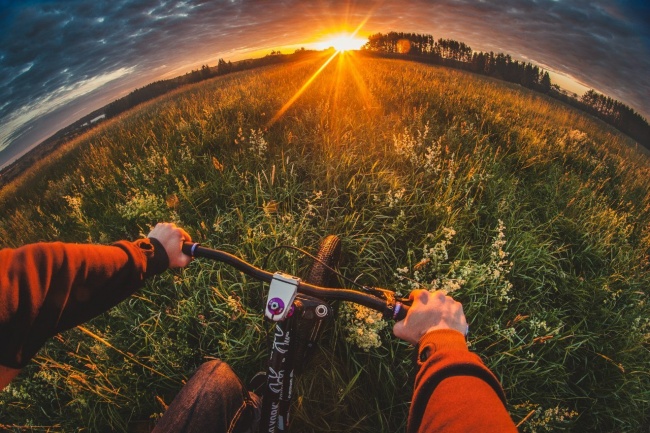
152,360,261,433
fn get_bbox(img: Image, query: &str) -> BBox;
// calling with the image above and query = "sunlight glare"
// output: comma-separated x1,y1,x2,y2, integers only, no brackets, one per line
268,50,339,125
316,33,366,52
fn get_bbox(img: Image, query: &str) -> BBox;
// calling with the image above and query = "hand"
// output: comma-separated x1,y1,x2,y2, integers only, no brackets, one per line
393,290,468,345
147,222,192,268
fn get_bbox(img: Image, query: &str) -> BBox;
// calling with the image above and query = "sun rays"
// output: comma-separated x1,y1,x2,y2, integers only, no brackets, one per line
268,15,375,127
267,49,376,128
267,50,340,126
267,49,377,129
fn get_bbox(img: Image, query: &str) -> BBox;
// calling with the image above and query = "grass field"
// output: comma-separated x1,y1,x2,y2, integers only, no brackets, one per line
1,51,649,432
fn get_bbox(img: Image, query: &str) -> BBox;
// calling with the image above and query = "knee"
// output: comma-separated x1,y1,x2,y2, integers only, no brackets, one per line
191,360,243,396
195,360,237,380
152,360,251,432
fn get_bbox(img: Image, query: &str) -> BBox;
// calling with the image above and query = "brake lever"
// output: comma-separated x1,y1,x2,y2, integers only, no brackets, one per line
363,286,412,306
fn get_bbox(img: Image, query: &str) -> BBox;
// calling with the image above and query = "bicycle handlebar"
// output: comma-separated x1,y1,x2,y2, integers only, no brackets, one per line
182,242,409,321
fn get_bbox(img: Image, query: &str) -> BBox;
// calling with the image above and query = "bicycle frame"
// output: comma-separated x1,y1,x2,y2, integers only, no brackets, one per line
182,242,407,432
261,295,333,432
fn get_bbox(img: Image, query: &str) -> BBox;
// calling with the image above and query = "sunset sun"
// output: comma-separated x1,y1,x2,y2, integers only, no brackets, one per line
316,33,366,52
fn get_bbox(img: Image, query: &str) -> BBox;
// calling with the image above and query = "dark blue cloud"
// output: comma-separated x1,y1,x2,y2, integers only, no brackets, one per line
0,0,648,169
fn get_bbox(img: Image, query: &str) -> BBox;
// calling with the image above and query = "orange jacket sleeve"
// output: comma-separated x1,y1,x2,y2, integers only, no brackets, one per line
407,329,518,433
0,238,168,369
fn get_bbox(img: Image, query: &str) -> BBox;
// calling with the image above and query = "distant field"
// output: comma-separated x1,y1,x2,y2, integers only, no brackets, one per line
1,52,648,432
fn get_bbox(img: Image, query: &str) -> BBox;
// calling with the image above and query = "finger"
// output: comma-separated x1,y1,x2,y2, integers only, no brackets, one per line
177,227,192,243
431,290,446,302
408,289,422,301
413,289,430,305
392,320,406,340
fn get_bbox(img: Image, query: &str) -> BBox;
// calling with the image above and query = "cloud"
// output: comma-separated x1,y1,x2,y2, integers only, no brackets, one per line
0,66,134,153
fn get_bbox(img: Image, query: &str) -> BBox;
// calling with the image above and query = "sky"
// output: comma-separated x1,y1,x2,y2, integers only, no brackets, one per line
1,0,649,170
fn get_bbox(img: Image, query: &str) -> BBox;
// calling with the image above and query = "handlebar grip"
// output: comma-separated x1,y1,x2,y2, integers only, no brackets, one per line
183,242,200,257
394,302,409,321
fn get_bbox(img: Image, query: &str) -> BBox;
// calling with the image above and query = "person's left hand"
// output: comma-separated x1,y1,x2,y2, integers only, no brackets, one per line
147,223,192,268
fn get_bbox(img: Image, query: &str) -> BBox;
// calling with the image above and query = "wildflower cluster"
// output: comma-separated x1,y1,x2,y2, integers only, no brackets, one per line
631,315,650,340
394,227,466,293
372,189,408,226
527,317,552,338
424,138,442,174
304,190,324,219
393,122,442,175
486,220,514,302
426,227,456,267
117,190,175,225
515,402,579,432
64,194,85,225
224,294,246,320
601,283,623,305
246,213,299,247
341,220,497,352
393,124,420,164
339,302,388,351
394,221,514,304
236,127,268,158
560,129,588,146
385,188,406,209
146,147,171,174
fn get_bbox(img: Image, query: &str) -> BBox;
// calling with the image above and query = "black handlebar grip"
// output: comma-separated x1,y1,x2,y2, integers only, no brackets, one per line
182,242,200,257
394,302,409,321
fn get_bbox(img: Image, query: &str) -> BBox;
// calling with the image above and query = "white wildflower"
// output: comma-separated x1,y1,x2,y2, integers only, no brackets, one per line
423,137,442,175
386,188,406,208
304,190,324,218
340,303,388,351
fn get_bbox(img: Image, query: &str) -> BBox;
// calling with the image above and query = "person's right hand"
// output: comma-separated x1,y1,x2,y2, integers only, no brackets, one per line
393,290,468,345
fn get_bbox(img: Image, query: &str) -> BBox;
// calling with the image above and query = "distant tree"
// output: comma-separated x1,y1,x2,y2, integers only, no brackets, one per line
540,71,551,93
518,63,539,89
217,58,232,75
201,64,211,79
470,52,487,74
363,33,383,51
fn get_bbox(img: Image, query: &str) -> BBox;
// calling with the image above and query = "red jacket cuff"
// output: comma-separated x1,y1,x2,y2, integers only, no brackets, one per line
417,329,467,364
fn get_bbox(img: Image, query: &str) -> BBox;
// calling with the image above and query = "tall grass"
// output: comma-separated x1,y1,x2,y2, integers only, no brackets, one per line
1,53,649,432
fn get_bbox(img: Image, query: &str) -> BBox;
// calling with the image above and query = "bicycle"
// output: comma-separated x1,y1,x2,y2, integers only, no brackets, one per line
182,236,411,433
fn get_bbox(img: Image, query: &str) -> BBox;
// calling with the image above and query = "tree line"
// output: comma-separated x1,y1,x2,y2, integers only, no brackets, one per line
364,32,551,93
104,49,312,119
580,90,649,147
363,32,649,148
104,61,236,118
